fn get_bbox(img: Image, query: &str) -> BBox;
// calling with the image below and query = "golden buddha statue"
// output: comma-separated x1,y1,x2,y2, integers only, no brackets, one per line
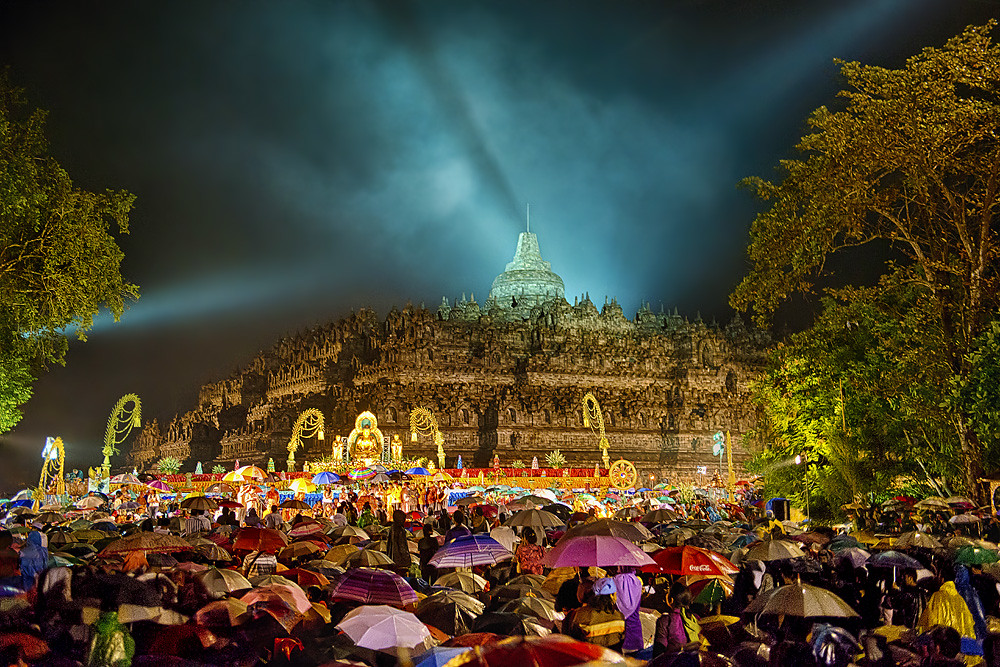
347,412,384,466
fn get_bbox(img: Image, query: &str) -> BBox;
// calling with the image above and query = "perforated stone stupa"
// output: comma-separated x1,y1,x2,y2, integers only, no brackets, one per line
488,232,565,309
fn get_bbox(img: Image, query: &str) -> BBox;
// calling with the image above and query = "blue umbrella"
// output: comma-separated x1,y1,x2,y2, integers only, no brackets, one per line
406,467,431,476
415,646,469,667
311,471,341,485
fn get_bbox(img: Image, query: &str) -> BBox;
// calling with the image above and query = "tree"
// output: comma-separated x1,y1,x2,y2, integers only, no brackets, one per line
0,72,138,431
732,23,1000,497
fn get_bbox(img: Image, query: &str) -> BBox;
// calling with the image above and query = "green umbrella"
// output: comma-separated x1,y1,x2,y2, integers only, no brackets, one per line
693,578,732,606
955,545,999,566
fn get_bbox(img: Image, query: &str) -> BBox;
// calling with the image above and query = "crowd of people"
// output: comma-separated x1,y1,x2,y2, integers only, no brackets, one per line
1,483,999,667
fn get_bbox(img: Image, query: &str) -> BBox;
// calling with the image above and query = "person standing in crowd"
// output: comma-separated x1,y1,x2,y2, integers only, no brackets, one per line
417,524,439,582
514,528,545,575
445,511,471,542
19,531,48,592
0,531,18,589
263,505,283,530
654,582,705,664
563,578,625,650
386,509,411,575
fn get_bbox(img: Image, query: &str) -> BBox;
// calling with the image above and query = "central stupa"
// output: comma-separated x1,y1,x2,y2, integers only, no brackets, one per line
488,231,565,309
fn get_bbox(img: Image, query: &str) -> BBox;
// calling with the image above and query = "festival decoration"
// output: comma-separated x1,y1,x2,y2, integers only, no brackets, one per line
287,408,324,472
410,407,445,469
609,459,638,490
346,412,383,466
103,394,141,473
34,436,66,506
582,392,610,469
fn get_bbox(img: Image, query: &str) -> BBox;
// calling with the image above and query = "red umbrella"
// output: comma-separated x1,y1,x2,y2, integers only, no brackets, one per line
474,504,499,519
443,633,504,648
0,632,49,661
444,634,621,667
217,499,243,509
643,546,738,577
232,527,287,553
281,568,330,588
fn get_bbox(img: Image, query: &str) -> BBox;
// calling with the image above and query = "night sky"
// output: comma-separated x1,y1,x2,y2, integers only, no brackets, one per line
1,0,997,491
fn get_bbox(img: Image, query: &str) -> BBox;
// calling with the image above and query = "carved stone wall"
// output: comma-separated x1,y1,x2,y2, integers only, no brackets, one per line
126,300,767,484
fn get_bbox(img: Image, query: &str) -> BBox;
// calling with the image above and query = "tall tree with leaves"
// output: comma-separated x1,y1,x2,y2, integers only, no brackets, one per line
732,23,1000,497
0,72,138,431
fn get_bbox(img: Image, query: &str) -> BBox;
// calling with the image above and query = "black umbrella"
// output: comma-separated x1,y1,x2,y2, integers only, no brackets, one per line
415,591,484,635
471,612,549,637
867,551,923,570
541,504,571,521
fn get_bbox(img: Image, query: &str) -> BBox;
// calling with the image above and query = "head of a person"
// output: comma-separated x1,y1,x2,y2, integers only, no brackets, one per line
453,511,465,526
392,509,406,525
269,505,277,514
523,528,537,545
667,581,692,609
422,524,433,539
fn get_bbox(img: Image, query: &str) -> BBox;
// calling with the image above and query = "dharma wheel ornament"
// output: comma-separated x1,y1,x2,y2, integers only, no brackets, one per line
609,459,638,490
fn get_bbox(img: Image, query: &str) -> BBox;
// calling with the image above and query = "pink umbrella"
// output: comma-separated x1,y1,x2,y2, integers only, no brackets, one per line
147,480,171,492
542,535,656,568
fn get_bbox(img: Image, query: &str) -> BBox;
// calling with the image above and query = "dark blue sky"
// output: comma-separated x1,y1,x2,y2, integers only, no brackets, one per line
1,0,997,490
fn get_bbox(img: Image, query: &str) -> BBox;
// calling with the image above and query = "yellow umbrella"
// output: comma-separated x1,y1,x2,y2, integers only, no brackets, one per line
288,479,315,494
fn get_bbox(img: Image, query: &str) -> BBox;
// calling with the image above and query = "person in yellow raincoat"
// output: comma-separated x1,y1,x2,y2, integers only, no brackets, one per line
917,580,983,666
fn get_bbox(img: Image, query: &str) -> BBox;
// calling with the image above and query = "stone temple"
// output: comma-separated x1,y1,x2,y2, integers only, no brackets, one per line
126,231,768,483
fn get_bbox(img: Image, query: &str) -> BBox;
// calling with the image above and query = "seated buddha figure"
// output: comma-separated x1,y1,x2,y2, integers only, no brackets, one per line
352,419,380,466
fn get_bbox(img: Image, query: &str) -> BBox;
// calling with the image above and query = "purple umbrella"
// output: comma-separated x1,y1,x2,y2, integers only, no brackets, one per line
542,535,656,568
428,535,513,568
146,480,171,492
328,567,418,607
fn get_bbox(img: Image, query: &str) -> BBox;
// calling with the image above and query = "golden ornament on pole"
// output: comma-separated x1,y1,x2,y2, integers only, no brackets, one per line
410,407,445,469
103,394,141,475
287,408,325,472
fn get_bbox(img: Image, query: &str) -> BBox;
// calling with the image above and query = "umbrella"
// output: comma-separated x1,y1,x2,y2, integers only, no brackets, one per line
279,541,324,561
415,646,470,667
312,471,341,485
435,571,488,593
195,568,252,597
642,508,680,523
894,531,943,550
328,567,419,606
146,480,171,492
950,513,981,524
644,546,738,577
445,633,625,667
232,527,288,553
505,509,564,529
288,521,326,539
690,577,735,606
945,496,975,508
198,544,233,562
914,497,951,511
99,532,194,556
330,525,370,540
278,498,311,510
836,547,871,568
498,596,560,623
205,483,235,494
344,549,396,568
406,467,431,476
489,526,521,553
955,546,1000,566
416,590,485,635
471,612,551,637
336,605,430,651
194,598,251,627
34,511,64,524
546,534,655,568
281,567,331,588
288,478,315,494
744,539,806,561
429,535,513,568
76,496,106,509
559,519,652,544
0,631,50,662
867,551,923,570
241,584,312,633
325,544,362,565
491,583,556,606
180,496,218,511
760,583,859,618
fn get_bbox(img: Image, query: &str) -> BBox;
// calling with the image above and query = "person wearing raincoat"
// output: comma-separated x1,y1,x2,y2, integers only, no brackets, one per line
918,579,982,664
87,611,135,667
19,531,48,591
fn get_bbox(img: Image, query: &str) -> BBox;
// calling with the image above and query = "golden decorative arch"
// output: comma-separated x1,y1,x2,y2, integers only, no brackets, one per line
582,392,610,468
287,408,324,471
410,407,445,469
35,437,66,505
103,394,141,470
347,411,384,465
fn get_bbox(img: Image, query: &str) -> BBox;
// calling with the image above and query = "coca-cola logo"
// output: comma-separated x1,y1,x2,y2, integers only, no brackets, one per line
689,564,713,572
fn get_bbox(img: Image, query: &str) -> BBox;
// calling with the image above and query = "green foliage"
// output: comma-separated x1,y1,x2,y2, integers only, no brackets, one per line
0,71,138,432
511,460,525,469
211,465,225,475
732,23,1000,495
545,450,567,468
156,456,182,475
747,275,967,516
960,316,1000,469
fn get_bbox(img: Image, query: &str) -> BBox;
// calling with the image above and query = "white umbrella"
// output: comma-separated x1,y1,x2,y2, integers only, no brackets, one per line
490,526,521,553
336,605,430,650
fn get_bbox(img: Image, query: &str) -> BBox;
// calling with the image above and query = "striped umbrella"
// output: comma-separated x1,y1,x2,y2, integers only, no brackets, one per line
349,467,376,480
328,567,418,606
429,535,513,569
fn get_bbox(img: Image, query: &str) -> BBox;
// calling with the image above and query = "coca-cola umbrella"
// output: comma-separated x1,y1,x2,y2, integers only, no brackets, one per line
444,634,625,667
642,545,738,577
